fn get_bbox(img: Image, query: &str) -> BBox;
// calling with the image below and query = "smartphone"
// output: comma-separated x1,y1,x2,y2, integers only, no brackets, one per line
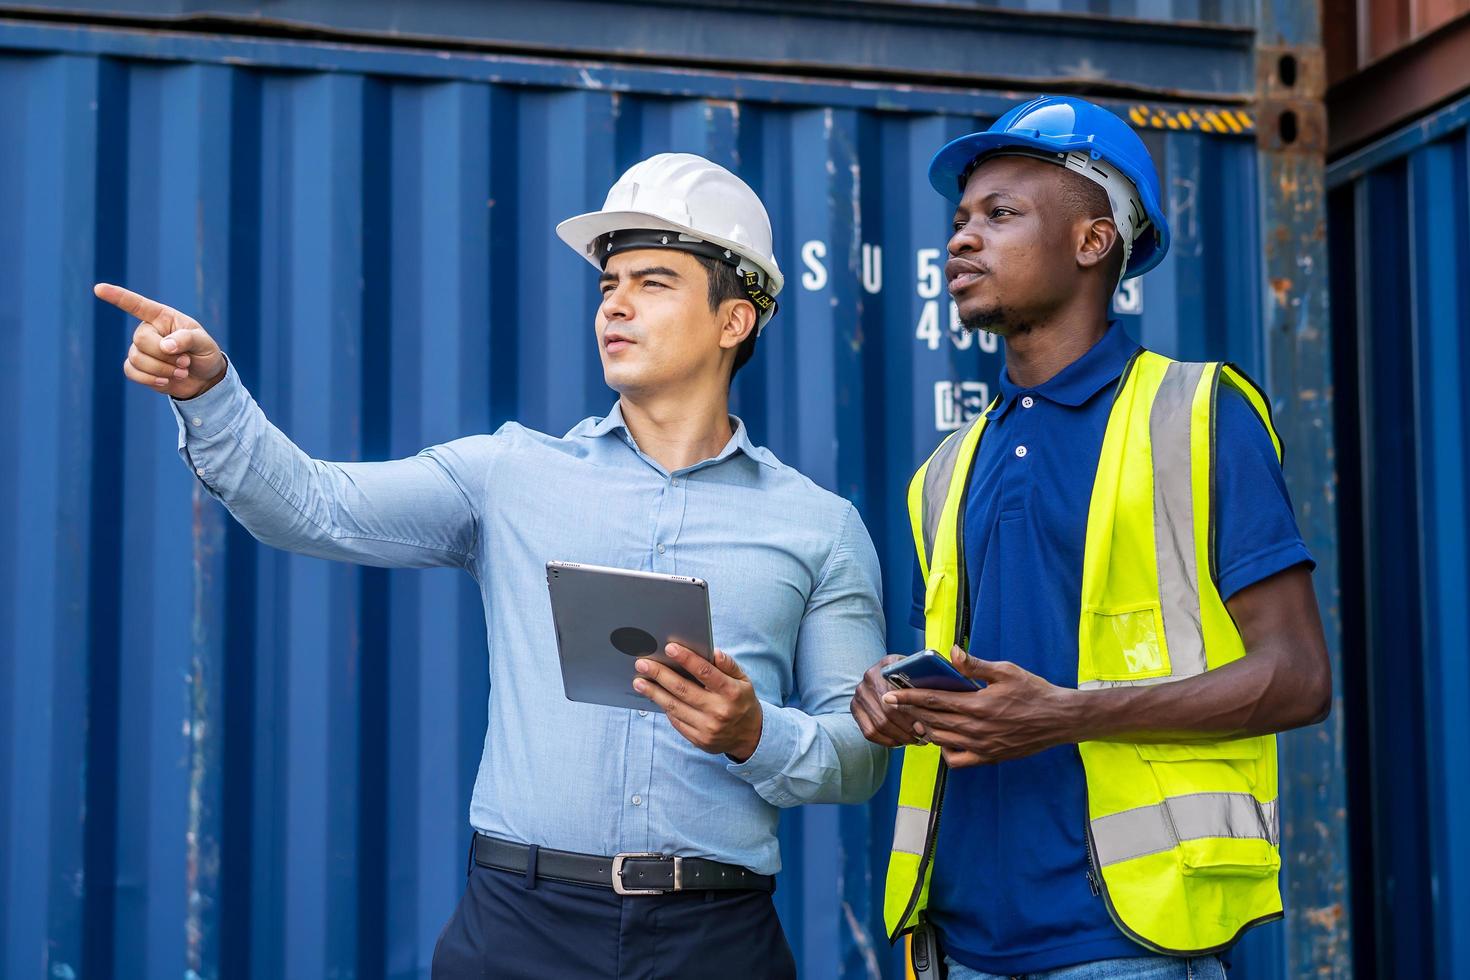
881,649,981,692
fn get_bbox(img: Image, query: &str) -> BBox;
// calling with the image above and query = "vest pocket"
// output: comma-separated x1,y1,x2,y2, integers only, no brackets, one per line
1134,739,1265,797
1135,741,1279,878
1178,827,1281,879
1135,738,1262,762
1179,839,1280,878
1083,601,1171,681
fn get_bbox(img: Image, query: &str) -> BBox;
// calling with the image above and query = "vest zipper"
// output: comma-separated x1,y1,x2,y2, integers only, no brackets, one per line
1079,746,1167,952
891,763,948,940
894,407,986,940
1082,782,1170,954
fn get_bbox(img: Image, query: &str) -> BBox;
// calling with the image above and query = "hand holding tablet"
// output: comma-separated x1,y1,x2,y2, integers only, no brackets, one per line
546,561,763,760
546,561,716,712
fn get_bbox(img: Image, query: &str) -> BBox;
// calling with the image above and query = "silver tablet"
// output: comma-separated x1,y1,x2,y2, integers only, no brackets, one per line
546,560,715,712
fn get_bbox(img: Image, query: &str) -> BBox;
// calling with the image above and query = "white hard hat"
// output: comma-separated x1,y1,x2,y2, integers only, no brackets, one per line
556,153,785,333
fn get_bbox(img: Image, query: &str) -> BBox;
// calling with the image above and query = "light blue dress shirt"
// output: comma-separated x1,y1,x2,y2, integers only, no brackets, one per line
170,362,888,875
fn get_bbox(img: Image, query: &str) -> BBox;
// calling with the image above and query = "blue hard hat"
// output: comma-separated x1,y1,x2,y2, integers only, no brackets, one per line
928,95,1171,279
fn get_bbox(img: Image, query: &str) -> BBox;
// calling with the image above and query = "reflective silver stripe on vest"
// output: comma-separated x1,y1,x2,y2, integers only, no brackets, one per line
920,417,980,561
1151,361,1208,679
893,805,930,856
1091,792,1280,867
1082,361,1211,690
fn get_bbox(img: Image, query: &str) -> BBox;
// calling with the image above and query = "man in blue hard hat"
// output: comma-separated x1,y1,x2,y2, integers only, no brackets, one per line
851,96,1332,978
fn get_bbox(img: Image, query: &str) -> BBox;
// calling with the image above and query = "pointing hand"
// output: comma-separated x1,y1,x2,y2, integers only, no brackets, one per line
95,283,227,400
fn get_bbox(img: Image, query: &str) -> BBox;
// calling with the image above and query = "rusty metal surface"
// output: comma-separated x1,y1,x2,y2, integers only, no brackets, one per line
1239,0,1353,972
1326,11,1470,156
1359,0,1470,63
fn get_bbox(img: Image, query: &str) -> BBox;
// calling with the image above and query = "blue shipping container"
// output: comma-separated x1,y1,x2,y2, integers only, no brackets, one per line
0,13,1343,980
1326,91,1470,980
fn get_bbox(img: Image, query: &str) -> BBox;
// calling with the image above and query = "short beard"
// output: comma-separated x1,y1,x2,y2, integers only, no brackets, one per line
959,305,1034,338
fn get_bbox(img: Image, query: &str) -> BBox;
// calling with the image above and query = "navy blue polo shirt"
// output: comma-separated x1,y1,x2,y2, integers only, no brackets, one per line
908,323,1313,973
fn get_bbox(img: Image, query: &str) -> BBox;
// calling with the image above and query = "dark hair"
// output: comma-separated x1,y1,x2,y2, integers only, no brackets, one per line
693,254,759,382
1057,168,1126,283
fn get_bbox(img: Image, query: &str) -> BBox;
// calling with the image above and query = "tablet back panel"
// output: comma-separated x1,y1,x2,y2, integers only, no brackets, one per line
546,561,714,712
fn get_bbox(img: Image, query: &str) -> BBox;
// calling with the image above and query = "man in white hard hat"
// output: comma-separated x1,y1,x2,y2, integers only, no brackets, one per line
94,152,888,978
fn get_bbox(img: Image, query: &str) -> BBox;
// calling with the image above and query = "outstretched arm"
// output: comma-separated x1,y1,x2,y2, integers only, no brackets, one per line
98,283,486,572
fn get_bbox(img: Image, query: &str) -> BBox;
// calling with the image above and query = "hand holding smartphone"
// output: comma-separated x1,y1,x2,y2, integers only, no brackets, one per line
880,649,981,692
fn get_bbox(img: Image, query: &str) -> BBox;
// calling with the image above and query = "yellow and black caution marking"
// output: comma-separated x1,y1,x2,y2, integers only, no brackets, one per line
1127,105,1255,134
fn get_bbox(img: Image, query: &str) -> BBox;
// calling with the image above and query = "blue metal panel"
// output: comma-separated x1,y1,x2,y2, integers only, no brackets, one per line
0,18,1343,980
1326,89,1470,980
0,50,105,980
1406,134,1470,979
0,1,1258,95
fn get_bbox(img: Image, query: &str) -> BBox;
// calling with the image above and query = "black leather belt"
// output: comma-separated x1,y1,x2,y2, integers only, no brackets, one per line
472,833,775,896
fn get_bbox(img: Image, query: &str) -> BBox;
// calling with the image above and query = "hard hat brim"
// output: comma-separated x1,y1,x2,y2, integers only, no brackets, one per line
928,131,1171,279
556,209,785,299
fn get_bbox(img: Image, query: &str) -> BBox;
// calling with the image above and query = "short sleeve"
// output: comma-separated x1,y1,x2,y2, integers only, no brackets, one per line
1213,385,1315,600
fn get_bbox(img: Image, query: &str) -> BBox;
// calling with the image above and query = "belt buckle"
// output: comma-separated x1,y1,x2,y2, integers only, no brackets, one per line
611,852,681,895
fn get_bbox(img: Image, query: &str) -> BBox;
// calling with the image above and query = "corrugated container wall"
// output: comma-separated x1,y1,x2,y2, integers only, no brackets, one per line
1327,93,1470,980
0,11,1342,980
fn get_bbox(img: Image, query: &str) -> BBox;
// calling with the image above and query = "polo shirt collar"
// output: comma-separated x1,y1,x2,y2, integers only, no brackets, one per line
991,321,1140,420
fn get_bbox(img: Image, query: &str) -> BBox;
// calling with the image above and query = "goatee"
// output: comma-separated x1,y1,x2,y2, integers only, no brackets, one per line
960,306,1033,338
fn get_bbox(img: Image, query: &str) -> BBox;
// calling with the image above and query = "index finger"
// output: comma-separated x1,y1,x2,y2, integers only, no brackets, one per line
665,644,734,695
634,657,711,705
94,283,167,323
883,687,977,715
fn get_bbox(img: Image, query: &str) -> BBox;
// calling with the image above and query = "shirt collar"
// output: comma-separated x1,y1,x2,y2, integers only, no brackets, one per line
991,321,1140,419
587,400,777,471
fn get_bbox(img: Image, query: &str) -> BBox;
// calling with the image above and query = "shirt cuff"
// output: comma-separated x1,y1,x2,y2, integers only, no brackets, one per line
169,359,247,443
169,359,250,493
724,701,800,806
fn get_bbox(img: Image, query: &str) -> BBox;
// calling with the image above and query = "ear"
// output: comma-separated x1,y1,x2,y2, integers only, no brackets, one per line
717,298,758,352
1076,216,1120,274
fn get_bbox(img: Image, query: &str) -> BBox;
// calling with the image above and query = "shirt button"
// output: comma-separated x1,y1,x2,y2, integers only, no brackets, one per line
671,478,680,487
195,468,205,477
191,416,203,427
656,544,666,555
631,795,643,806
1015,445,1028,458
638,710,649,718
1021,396,1035,409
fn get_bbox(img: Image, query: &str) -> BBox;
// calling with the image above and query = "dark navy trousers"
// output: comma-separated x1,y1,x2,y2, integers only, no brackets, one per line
430,863,798,979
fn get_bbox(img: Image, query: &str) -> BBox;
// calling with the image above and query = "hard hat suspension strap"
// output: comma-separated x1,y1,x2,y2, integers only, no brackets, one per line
594,228,778,322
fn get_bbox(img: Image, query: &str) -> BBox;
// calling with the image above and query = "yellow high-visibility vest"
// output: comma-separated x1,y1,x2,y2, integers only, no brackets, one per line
885,350,1285,955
